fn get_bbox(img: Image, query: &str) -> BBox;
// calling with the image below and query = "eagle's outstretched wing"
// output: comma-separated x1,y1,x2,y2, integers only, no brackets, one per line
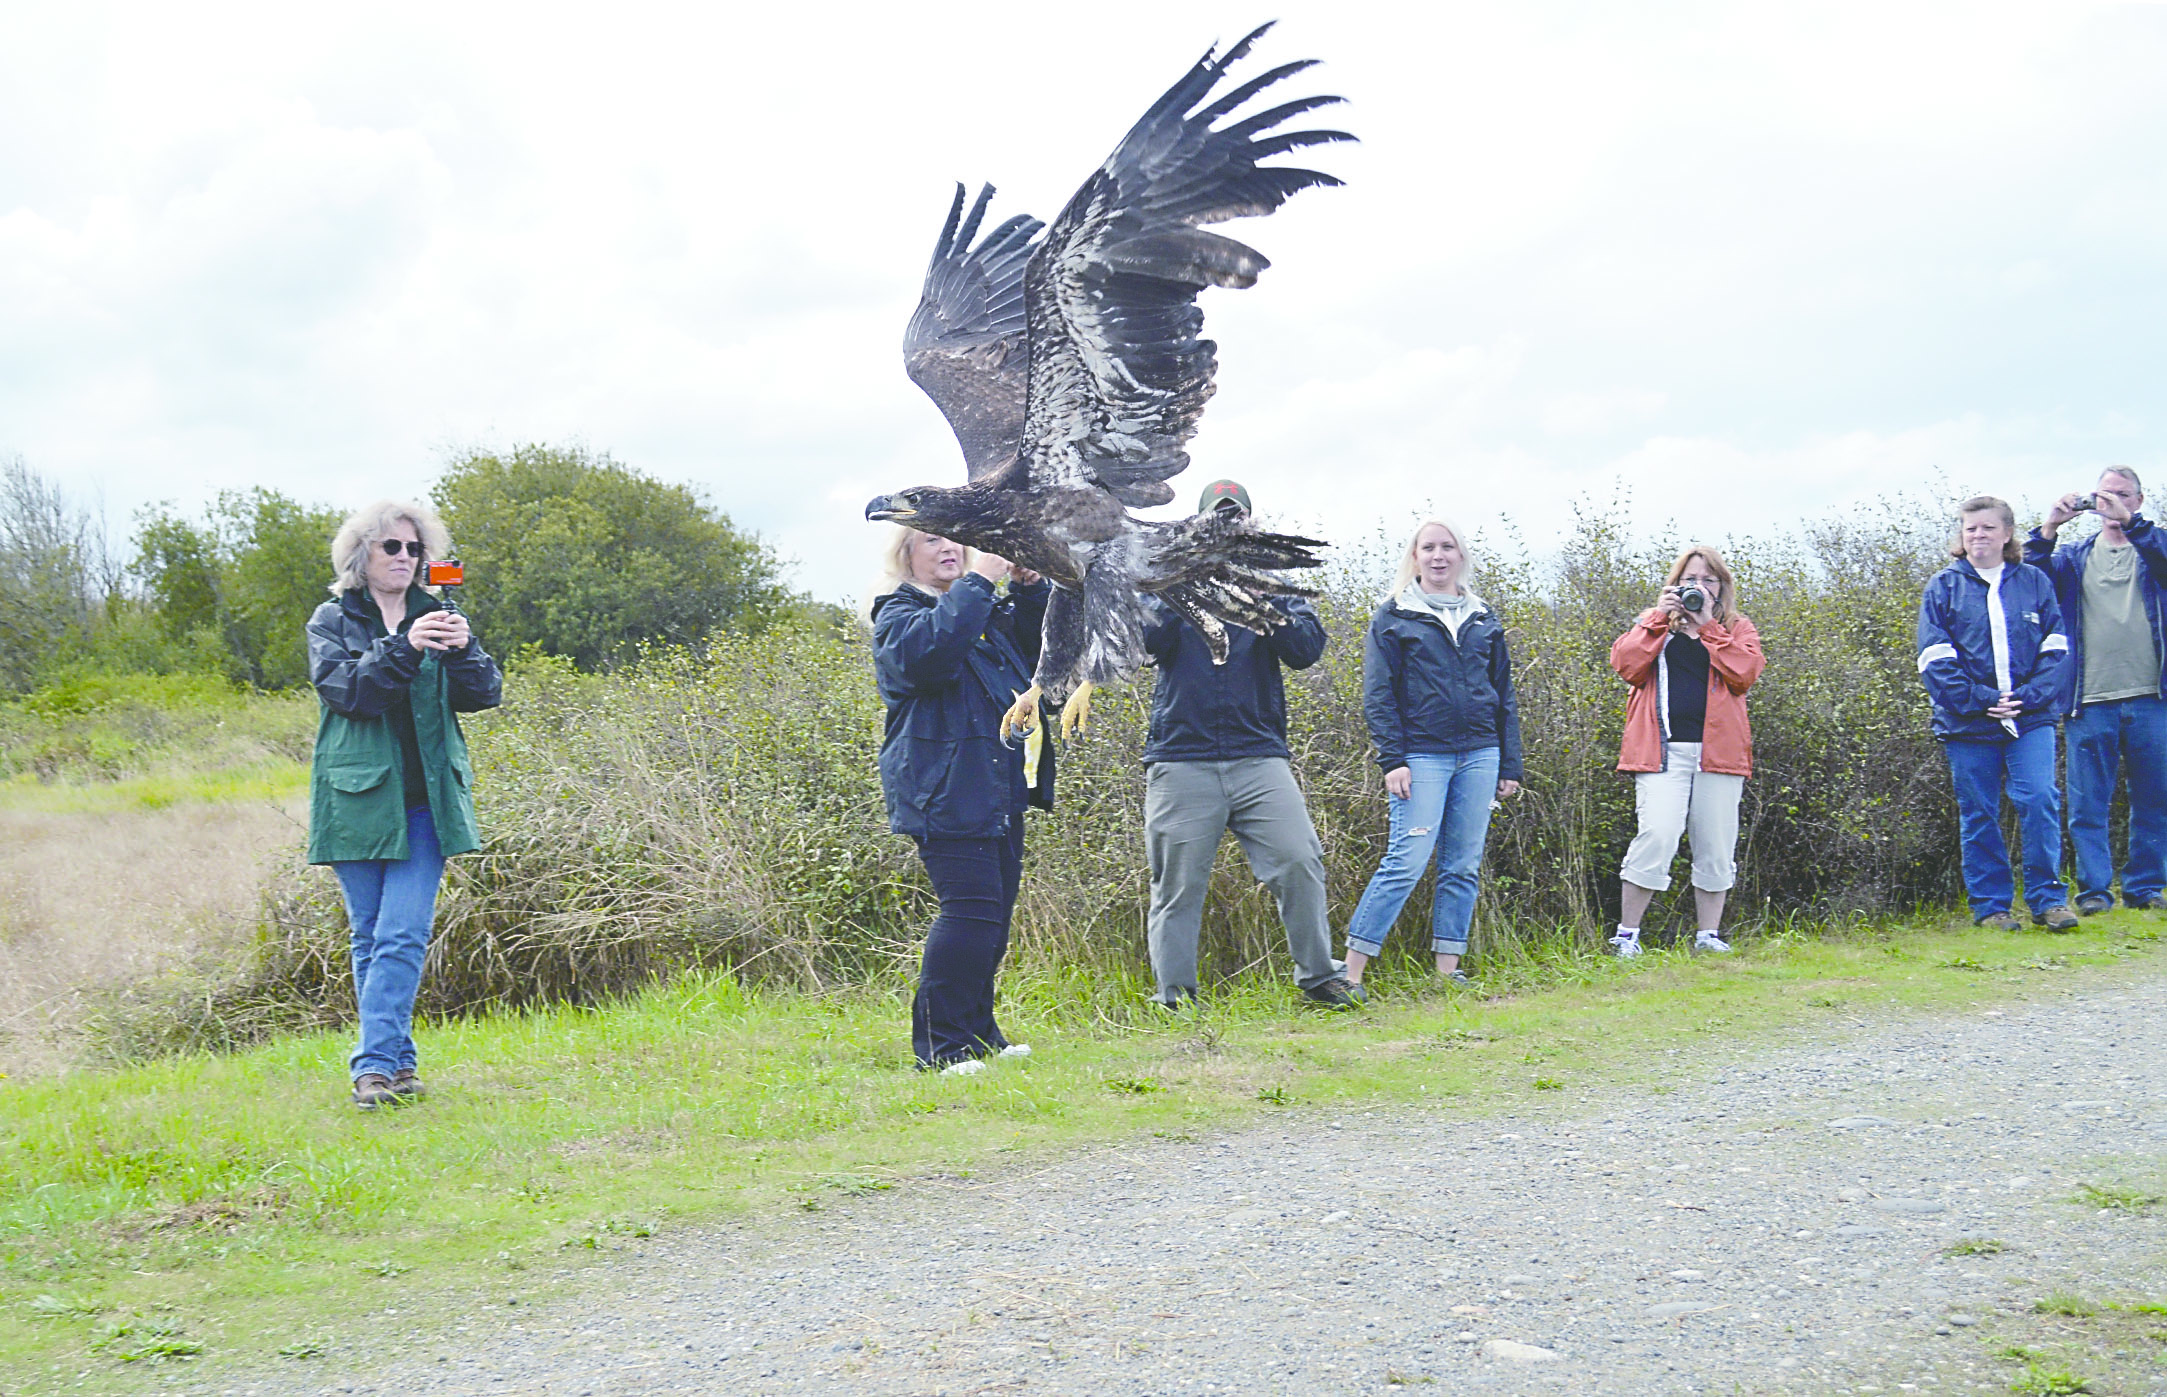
903,183,1046,482
1012,23,1352,506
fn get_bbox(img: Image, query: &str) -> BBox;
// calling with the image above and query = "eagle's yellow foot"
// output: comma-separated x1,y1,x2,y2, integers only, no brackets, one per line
1001,686,1043,743
1059,682,1096,740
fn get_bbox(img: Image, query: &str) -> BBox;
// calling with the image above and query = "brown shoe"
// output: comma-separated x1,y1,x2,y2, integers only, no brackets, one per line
2034,904,2081,932
1977,911,2023,932
351,1073,398,1109
390,1069,426,1100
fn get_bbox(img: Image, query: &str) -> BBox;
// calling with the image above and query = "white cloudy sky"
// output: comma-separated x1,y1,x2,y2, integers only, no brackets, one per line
5,1,2164,602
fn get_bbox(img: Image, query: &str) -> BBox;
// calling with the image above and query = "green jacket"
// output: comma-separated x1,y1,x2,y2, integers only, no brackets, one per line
306,588,504,864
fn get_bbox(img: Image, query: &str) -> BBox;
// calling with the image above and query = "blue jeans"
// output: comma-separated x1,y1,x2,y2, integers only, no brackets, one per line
1944,728,2066,919
333,805,447,1081
1344,749,1502,957
912,823,1023,1067
2066,695,2167,904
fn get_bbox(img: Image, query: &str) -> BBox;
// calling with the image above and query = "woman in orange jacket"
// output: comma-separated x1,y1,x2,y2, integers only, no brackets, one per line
1608,545,1766,957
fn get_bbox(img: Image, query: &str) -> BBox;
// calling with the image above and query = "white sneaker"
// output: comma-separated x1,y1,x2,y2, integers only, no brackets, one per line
1610,933,1642,959
941,1058,988,1076
999,1044,1032,1058
1695,932,1732,953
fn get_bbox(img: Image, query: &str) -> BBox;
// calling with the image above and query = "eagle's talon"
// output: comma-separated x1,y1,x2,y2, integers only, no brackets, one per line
1001,686,1043,743
1059,682,1095,740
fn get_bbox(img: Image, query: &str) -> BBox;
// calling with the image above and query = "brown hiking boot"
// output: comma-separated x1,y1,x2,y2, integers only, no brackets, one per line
390,1069,426,1100
2033,904,2081,932
351,1073,398,1110
1976,911,2023,932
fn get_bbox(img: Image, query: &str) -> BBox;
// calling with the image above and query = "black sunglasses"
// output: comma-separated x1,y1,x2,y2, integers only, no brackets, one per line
378,539,425,558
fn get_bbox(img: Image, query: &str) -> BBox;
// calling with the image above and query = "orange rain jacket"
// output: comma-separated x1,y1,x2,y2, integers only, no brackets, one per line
1610,610,1766,776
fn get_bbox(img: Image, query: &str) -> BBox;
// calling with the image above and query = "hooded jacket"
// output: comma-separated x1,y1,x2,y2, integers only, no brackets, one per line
1612,611,1764,776
306,586,503,863
1916,556,2070,742
1361,591,1524,781
870,574,1055,840
1140,595,1326,764
2022,514,2167,717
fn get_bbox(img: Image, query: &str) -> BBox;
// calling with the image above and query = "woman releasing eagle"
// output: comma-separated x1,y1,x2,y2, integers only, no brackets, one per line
865,23,1349,741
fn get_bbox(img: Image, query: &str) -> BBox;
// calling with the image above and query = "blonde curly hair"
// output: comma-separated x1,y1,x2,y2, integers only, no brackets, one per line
329,499,452,595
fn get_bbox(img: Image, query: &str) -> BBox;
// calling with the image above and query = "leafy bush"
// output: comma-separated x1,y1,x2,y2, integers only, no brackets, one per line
133,488,345,690
433,444,800,669
150,503,1982,1047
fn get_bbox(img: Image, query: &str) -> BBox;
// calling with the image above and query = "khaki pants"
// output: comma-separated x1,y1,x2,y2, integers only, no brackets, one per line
1619,741,1744,892
1144,758,1339,1003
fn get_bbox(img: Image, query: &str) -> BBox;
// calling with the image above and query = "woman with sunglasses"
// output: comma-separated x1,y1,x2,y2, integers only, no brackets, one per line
306,500,502,1109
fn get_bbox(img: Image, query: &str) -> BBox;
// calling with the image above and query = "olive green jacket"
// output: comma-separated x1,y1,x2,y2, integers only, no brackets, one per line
306,588,503,864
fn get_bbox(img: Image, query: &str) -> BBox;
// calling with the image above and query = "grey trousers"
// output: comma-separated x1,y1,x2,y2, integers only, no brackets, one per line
1143,757,1340,1002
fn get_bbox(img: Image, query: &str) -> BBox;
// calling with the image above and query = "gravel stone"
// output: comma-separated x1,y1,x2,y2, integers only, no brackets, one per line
1479,1338,1560,1362
190,972,2167,1396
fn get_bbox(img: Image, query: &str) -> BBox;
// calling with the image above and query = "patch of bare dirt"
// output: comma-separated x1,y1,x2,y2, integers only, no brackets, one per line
0,799,304,1078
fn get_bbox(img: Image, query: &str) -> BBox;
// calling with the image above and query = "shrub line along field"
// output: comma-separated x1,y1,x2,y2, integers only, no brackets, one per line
5,914,2164,1390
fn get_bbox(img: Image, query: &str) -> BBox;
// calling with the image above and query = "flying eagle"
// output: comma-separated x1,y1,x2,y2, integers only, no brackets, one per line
865,22,1350,740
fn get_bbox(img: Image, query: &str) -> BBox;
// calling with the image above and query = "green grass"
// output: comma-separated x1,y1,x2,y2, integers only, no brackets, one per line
0,759,308,814
3,912,2163,1389
2072,1181,2162,1214
2035,1293,2101,1318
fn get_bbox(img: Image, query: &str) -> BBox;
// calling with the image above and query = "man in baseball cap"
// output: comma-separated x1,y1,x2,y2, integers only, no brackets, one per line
1199,479,1253,516
1139,482,1358,1009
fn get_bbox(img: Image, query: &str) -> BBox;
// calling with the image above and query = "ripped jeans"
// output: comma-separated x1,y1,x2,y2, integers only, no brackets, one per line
1343,748,1502,957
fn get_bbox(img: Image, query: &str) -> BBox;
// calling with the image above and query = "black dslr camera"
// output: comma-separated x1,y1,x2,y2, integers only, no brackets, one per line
1678,584,1708,613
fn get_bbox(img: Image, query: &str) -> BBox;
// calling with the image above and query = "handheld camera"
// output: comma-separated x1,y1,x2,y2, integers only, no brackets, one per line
425,558,465,612
1677,584,1708,613
2073,494,2098,512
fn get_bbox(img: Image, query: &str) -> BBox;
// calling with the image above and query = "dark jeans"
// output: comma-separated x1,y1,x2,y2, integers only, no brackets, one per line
912,823,1024,1068
2066,695,2167,904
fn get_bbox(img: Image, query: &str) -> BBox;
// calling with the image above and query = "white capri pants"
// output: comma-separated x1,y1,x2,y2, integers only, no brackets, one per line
1619,741,1745,892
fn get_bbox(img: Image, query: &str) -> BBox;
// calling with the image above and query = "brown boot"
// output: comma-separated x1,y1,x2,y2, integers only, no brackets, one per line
351,1073,398,1110
390,1069,427,1100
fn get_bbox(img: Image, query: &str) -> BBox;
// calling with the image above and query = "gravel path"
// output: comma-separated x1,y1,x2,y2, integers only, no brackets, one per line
211,974,2167,1396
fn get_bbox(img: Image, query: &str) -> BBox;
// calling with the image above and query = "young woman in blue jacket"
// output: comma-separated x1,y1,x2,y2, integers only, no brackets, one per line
869,528,1054,1071
1342,519,1523,992
1916,496,2077,931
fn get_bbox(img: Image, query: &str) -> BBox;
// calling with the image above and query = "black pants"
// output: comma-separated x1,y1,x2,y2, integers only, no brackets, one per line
912,823,1024,1068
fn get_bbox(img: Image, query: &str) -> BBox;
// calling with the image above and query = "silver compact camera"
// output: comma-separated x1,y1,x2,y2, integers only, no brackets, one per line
2074,494,2098,511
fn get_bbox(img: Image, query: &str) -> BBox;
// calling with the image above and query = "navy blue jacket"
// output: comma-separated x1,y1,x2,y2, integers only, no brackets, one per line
1362,594,1524,781
1915,558,2070,742
1140,596,1326,764
2022,514,2167,717
871,575,1054,840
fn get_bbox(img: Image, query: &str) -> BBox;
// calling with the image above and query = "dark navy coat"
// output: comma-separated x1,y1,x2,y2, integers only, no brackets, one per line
871,575,1054,840
2023,514,2167,717
1915,557,2070,742
1140,596,1326,764
1362,593,1524,781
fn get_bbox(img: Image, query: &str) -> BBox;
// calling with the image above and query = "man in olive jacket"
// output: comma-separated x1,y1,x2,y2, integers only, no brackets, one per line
1140,481,1358,1009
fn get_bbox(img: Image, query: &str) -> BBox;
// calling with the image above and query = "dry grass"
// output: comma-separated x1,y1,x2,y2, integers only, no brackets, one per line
0,799,303,1078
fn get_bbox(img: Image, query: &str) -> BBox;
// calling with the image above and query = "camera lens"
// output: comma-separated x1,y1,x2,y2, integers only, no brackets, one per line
1679,585,1706,612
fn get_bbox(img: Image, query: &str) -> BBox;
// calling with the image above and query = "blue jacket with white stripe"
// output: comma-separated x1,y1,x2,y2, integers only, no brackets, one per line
2021,514,2167,718
1915,557,2070,743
